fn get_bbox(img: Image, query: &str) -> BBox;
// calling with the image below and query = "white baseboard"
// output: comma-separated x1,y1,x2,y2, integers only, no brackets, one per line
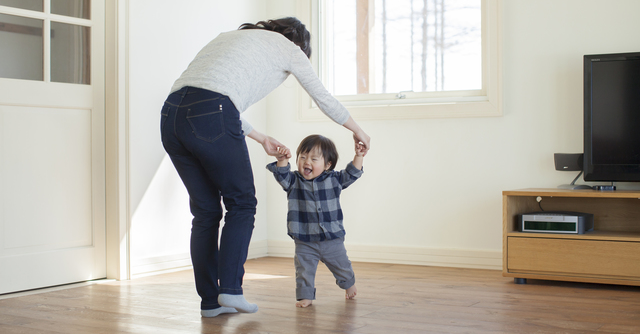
130,253,192,278
266,240,502,270
130,239,501,277
247,239,269,259
130,239,271,277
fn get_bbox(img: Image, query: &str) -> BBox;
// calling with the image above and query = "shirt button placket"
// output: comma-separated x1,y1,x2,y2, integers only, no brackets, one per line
313,182,320,212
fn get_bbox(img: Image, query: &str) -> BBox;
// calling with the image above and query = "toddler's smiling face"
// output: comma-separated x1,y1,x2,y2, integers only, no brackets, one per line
297,147,331,180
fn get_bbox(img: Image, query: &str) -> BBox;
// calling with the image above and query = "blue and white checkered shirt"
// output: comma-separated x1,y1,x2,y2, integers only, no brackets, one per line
266,161,363,242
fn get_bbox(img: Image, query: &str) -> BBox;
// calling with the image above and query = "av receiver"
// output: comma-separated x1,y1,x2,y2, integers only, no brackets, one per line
520,211,594,234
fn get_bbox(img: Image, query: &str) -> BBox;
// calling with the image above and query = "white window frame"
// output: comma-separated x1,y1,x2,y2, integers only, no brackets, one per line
297,0,502,121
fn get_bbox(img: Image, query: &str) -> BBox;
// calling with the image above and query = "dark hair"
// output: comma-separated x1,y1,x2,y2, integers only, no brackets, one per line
239,17,311,58
296,135,338,171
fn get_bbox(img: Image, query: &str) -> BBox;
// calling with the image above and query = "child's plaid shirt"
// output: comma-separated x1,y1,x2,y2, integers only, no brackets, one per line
266,161,363,242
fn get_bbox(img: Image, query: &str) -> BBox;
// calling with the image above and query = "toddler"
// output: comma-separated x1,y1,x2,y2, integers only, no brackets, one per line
266,134,365,307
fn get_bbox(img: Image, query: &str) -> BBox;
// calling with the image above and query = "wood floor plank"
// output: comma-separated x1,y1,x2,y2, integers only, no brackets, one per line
1,257,640,333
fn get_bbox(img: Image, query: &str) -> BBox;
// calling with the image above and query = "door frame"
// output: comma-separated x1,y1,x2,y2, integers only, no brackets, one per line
105,0,130,281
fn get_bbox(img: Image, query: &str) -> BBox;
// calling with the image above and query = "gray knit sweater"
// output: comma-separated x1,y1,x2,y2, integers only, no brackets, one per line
170,29,350,135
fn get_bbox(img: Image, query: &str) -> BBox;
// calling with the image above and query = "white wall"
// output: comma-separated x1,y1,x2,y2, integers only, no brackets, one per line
262,0,640,269
126,0,640,274
127,0,268,276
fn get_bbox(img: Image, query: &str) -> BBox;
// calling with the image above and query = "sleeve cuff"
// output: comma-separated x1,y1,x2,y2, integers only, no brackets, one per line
345,162,364,177
240,116,253,136
266,161,291,173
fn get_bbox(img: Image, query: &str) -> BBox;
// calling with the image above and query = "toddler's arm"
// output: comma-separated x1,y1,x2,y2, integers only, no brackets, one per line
337,146,364,189
266,159,295,192
276,146,291,167
352,143,365,170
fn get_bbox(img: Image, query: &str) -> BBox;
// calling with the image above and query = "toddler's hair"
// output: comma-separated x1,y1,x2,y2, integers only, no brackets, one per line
296,135,338,170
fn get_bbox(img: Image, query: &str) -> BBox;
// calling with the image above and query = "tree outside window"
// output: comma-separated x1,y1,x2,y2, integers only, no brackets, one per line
323,0,481,97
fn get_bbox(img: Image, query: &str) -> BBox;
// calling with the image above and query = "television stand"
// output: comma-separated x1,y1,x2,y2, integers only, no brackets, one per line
503,188,640,286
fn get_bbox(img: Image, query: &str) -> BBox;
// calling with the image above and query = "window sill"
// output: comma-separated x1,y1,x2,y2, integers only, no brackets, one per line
298,97,502,121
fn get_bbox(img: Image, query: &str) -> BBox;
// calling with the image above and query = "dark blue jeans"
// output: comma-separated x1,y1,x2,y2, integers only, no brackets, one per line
160,87,256,310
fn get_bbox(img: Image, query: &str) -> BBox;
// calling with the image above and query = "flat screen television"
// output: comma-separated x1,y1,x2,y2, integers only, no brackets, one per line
583,52,640,183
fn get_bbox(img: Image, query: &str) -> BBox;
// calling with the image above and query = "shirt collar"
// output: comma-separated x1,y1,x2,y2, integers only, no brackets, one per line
294,170,331,182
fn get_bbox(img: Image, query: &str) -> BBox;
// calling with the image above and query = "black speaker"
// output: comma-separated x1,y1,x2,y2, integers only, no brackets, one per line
554,153,583,171
554,153,592,190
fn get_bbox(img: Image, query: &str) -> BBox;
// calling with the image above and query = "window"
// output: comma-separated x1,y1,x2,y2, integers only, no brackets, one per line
298,0,501,120
0,0,91,84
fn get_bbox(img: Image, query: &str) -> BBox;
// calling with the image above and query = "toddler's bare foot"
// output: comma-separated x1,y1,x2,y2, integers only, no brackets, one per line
345,285,357,299
296,299,313,308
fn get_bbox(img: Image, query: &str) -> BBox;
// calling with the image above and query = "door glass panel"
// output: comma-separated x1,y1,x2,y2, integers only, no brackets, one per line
51,0,90,19
0,13,43,81
0,0,43,12
51,22,90,84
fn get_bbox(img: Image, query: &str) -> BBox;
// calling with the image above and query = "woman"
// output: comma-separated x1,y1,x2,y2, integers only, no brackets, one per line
160,17,370,318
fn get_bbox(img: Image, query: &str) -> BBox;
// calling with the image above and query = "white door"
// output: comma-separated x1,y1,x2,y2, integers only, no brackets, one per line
0,0,105,294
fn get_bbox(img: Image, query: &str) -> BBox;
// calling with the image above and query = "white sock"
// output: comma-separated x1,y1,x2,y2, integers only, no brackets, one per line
218,294,258,313
200,307,237,318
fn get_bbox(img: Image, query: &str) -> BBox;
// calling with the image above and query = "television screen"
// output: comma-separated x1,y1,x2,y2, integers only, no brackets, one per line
584,52,640,182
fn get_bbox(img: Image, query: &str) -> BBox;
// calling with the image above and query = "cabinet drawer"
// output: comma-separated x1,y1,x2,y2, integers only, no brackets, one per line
507,237,640,278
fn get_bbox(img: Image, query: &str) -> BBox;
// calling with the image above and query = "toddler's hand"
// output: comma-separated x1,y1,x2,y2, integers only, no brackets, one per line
276,146,291,161
355,143,366,157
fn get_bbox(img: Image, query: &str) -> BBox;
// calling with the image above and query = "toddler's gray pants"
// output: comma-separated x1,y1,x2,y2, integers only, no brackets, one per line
293,237,356,300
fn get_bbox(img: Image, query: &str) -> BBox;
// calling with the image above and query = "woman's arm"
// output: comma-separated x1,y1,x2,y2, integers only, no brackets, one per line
246,129,292,158
342,116,371,155
289,51,371,155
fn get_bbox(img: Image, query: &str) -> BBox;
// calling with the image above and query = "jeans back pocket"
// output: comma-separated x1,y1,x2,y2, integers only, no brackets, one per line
186,104,225,143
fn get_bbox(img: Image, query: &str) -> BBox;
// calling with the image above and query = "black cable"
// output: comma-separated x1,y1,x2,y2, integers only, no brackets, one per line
537,196,544,211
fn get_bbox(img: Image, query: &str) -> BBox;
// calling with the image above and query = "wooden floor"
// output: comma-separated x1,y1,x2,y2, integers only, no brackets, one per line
1,257,640,333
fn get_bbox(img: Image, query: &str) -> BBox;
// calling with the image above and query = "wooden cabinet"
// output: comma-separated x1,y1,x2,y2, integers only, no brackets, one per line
503,188,640,286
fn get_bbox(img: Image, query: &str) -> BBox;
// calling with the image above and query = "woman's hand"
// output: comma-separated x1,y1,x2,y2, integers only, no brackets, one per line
342,117,371,156
262,136,291,158
353,131,370,156
247,129,291,158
